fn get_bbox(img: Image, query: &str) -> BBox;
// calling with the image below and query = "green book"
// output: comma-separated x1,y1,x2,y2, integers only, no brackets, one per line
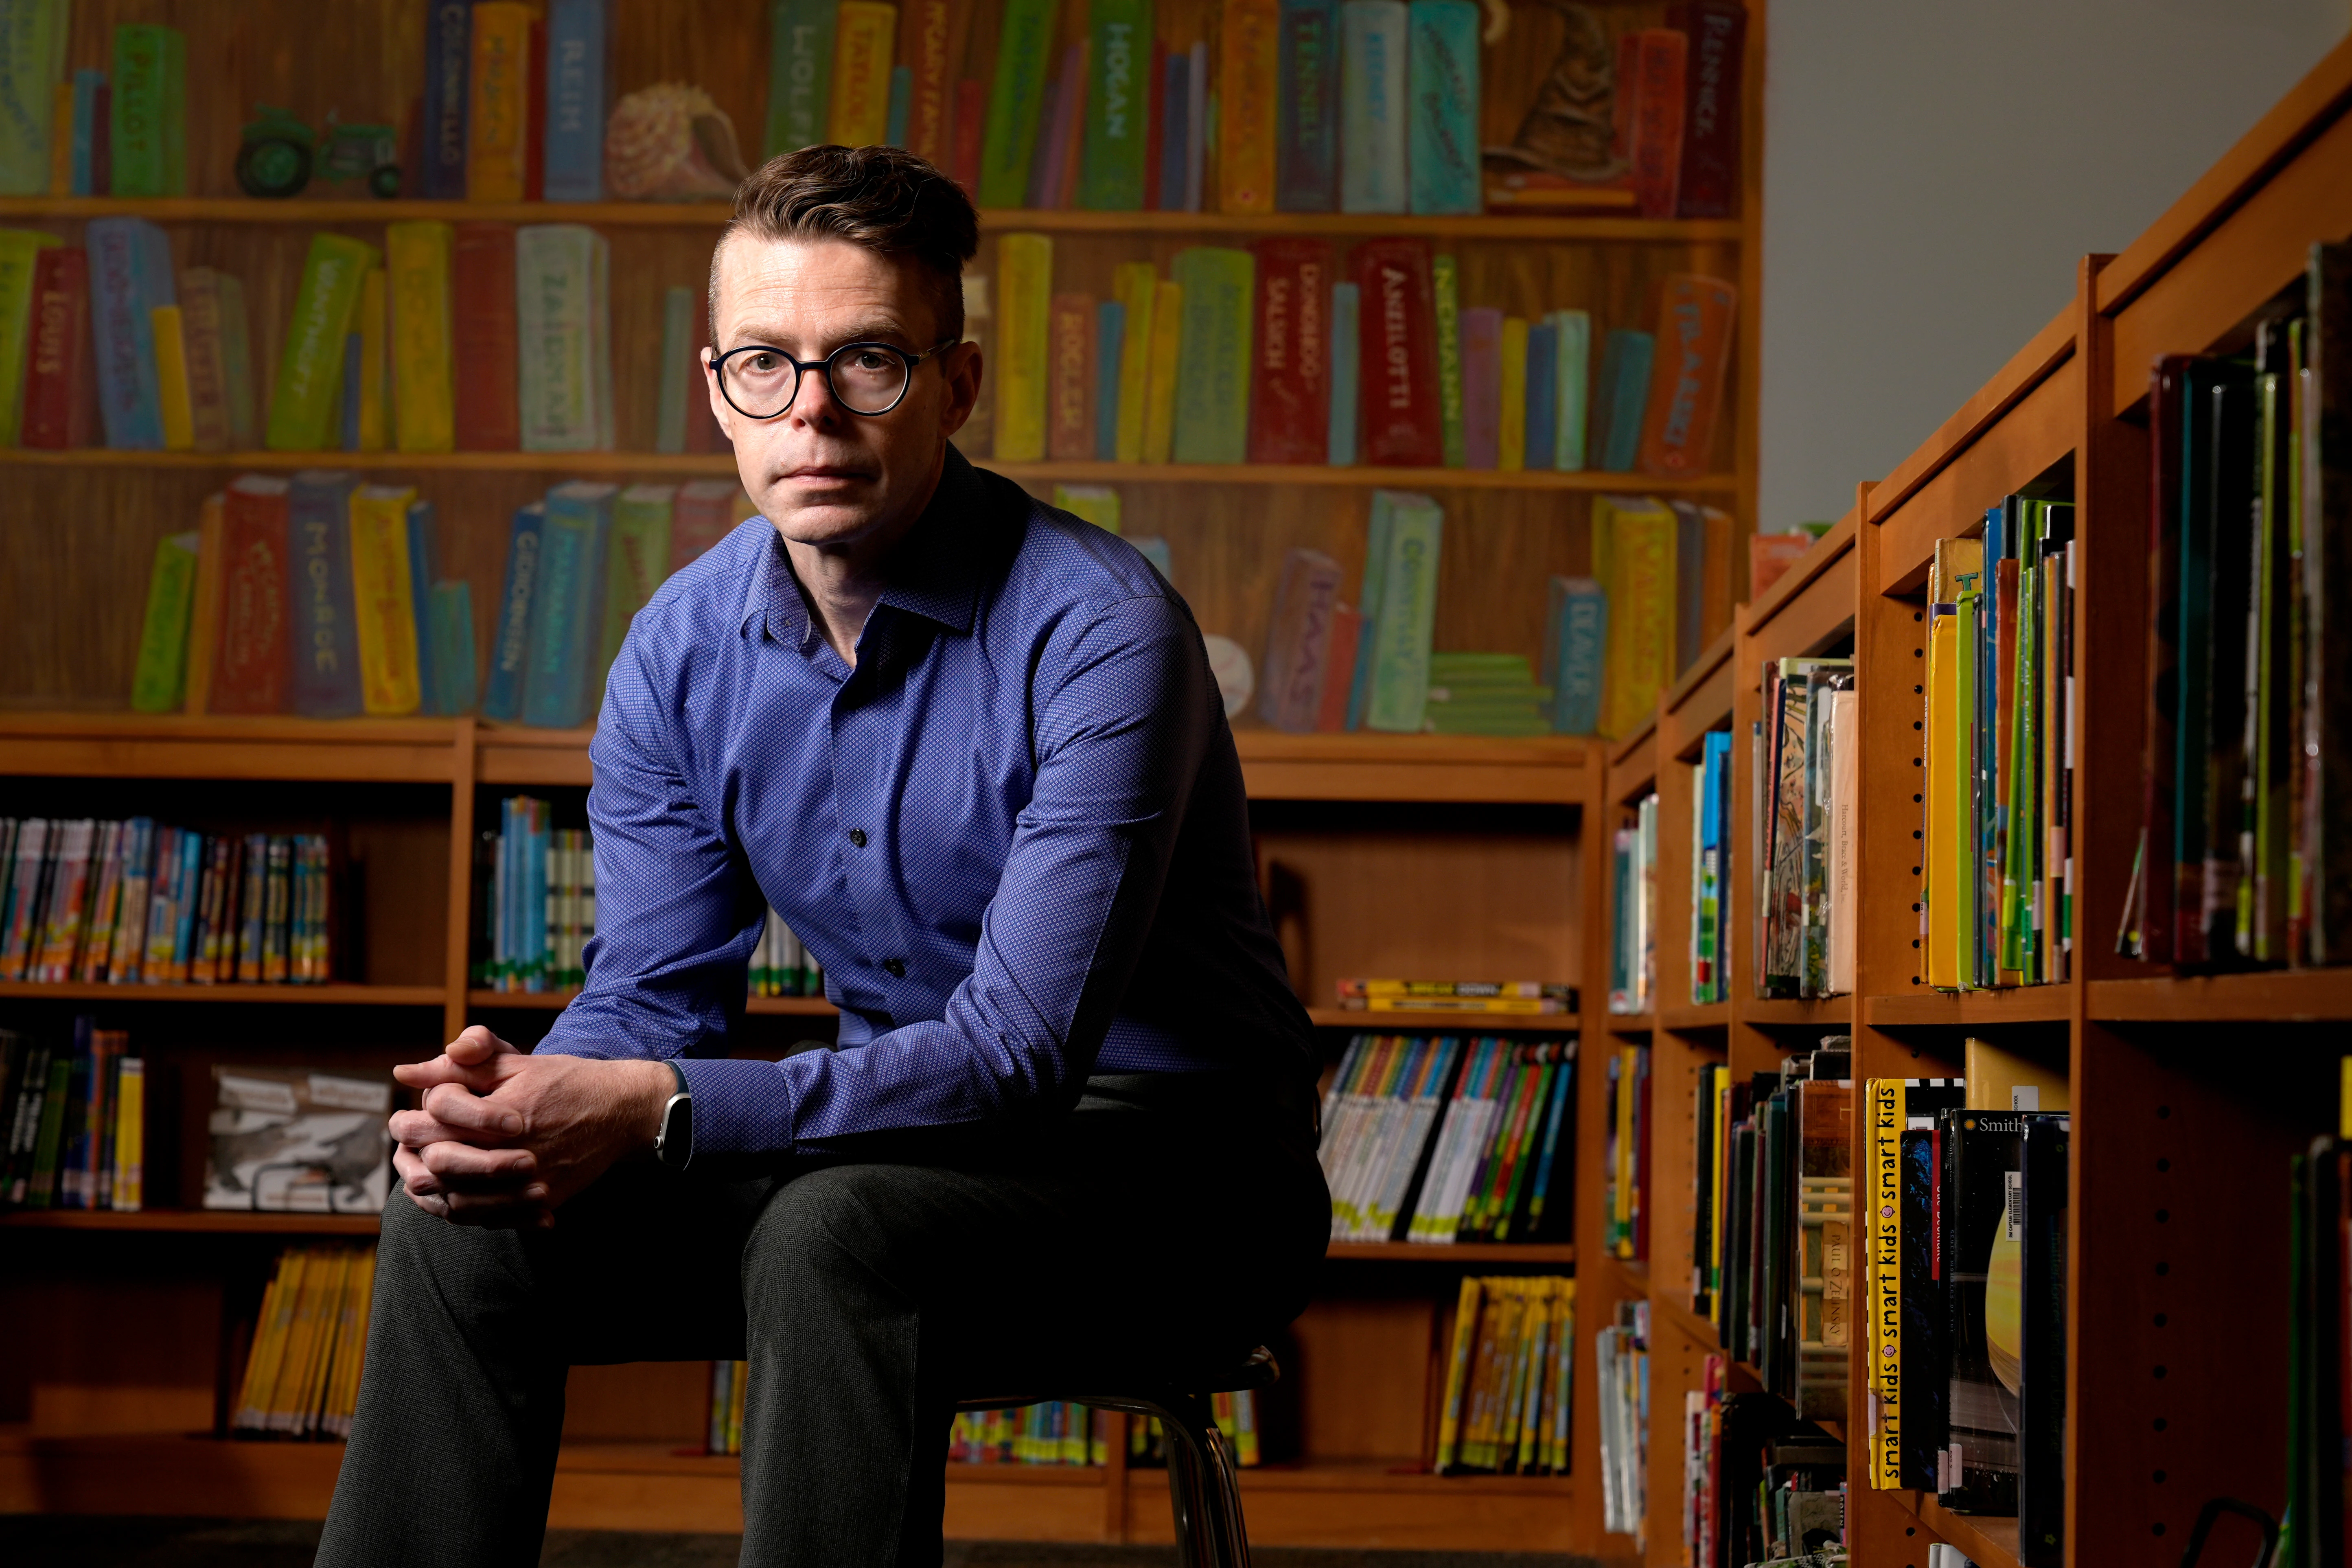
1364,488,1443,732
1433,253,1465,468
1548,308,1590,471
266,233,379,452
1169,246,1254,464
0,227,60,445
655,286,696,454
28,1055,69,1208
977,0,1061,209
130,530,201,713
1078,0,1153,210
109,24,186,197
0,0,70,195
429,580,478,715
764,0,839,157
602,484,676,666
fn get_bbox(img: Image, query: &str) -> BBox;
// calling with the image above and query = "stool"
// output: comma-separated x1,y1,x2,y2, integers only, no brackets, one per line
955,1344,1277,1568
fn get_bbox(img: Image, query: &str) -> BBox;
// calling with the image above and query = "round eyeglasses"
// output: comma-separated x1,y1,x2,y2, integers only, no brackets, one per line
707,337,961,420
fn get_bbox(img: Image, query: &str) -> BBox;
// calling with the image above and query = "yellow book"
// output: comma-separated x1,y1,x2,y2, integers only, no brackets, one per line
1111,261,1158,462
1140,278,1184,464
1865,1078,1905,1487
1433,1274,1483,1470
1498,317,1528,472
1611,1045,1636,1253
348,484,424,715
1925,537,1982,989
1462,1279,1524,1470
1543,1282,1575,1472
1708,1064,1729,1308
1593,494,1678,738
1215,0,1280,213
992,232,1052,462
48,82,72,195
284,1249,352,1434
466,2,534,201
828,2,898,147
182,492,226,714
1963,1036,2071,1112
150,305,195,451
355,268,388,452
110,1058,144,1211
326,1248,377,1437
1051,484,1121,533
235,1250,307,1431
386,221,456,452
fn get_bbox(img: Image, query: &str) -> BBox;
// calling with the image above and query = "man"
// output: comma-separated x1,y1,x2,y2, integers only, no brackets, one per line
315,146,1329,1568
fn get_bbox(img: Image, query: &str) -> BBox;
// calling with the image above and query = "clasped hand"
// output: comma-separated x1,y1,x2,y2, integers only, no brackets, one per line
389,1026,673,1229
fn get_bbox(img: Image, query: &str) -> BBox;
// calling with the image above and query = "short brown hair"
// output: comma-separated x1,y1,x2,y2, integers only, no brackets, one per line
711,145,980,347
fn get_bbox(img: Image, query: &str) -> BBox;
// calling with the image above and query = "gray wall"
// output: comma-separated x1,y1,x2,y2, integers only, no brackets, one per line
1759,0,2348,531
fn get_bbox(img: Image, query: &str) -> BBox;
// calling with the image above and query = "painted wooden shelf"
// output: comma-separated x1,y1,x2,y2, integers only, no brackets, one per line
0,981,445,1006
1304,1007,1579,1033
0,1209,379,1235
0,712,469,783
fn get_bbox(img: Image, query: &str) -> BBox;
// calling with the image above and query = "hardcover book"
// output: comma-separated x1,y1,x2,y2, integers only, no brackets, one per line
1110,260,1158,461
1248,238,1335,464
1338,0,1409,214
453,224,520,450
1275,0,1340,212
669,480,741,573
905,0,953,167
1404,0,1479,215
1432,252,1465,466
287,471,364,718
405,499,443,714
602,484,676,666
978,0,1060,207
1258,547,1345,732
1217,0,1280,214
1327,279,1360,465
994,232,1053,462
1459,306,1501,469
0,226,58,443
1543,575,1606,736
1523,320,1556,471
1938,1110,2027,1514
514,224,613,452
1625,28,1686,219
107,24,184,197
1139,276,1184,464
211,476,293,715
466,2,534,201
86,216,172,450
385,223,456,453
523,482,617,729
418,0,474,199
1094,300,1125,458
1637,273,1737,478
828,2,896,147
348,485,425,716
0,0,68,195
1667,0,1746,219
267,233,379,453
1592,328,1654,473
1079,0,1151,209
1593,494,1676,737
543,0,609,202
1047,292,1097,461
429,580,478,716
1353,238,1441,466
765,0,837,156
183,492,227,713
1362,488,1444,731
1170,246,1255,464
175,267,240,453
1547,308,1590,472
20,243,92,449
483,501,546,722
150,302,193,450
131,530,200,714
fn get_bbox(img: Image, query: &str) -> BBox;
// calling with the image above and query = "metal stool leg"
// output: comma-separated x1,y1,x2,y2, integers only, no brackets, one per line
1157,1392,1252,1568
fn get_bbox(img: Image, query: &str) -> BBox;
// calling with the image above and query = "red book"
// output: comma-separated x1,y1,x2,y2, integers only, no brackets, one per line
1315,607,1362,731
1667,0,1745,219
952,80,986,197
1353,238,1442,468
1247,237,1334,465
21,247,94,450
1046,292,1096,460
669,480,741,574
1637,272,1737,478
210,476,293,715
453,224,520,451
1610,31,1638,168
524,15,548,200
1142,38,1167,212
1627,29,1687,220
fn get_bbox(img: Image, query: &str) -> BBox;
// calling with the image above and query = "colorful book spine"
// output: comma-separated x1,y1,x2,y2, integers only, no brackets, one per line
453,224,520,450
175,268,234,453
828,2,896,147
1155,47,1190,212
1592,328,1653,473
1432,252,1465,466
905,0,952,164
1047,292,1096,461
1276,0,1341,211
214,273,257,447
1459,306,1502,471
1218,0,1281,214
979,0,1060,207
385,222,456,453
353,269,389,452
514,224,613,452
523,482,616,728
1338,0,1409,215
107,24,184,197
994,232,1053,461
1259,548,1347,732
1626,28,1687,220
1080,0,1152,210
418,0,474,199
1141,276,1185,464
1496,317,1528,472
1638,273,1736,478
765,0,838,157
602,484,675,667
0,0,68,196
149,304,193,449
1353,238,1441,466
267,233,379,453
130,531,201,714
182,492,227,713
288,471,364,718
429,580,478,716
1668,0,1745,219
466,2,534,201
1248,237,1336,464
543,0,609,202
349,485,425,716
210,477,293,714
1544,575,1606,736
0,226,58,443
1185,39,1209,211
1111,261,1158,462
1404,0,1479,215
404,500,442,714
1093,299,1125,459
1594,495,1676,738
483,501,546,722
1548,308,1590,472
655,285,696,456
1170,246,1255,464
20,243,91,449
1327,278,1360,465
1364,489,1443,731
1524,320,1556,471
87,216,171,450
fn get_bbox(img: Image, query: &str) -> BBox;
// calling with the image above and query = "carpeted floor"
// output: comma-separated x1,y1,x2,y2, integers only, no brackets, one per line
0,1517,1601,1568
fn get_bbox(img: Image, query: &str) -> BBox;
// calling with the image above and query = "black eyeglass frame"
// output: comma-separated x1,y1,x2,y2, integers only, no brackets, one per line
706,336,964,420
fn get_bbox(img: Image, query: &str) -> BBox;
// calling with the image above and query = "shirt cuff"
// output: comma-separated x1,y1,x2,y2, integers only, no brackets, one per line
673,1056,797,1157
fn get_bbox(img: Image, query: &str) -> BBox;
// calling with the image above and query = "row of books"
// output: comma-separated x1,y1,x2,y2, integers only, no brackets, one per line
753,907,827,999
1130,1396,1264,1467
1595,1297,1650,1540
1,818,336,988
0,18,185,198
970,231,1734,482
475,798,593,993
1756,655,1857,999
948,1403,1109,1466
2125,244,2352,973
0,1021,143,1212
1331,978,1575,1016
1607,794,1657,1014
1676,1384,1845,1568
1430,1274,1574,1475
1602,1042,1650,1261
1919,498,2076,992
230,1244,378,1441
131,475,479,721
1686,730,1732,1004
1316,1034,1576,1245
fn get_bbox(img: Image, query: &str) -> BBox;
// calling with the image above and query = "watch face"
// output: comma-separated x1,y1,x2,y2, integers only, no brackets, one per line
660,1094,692,1167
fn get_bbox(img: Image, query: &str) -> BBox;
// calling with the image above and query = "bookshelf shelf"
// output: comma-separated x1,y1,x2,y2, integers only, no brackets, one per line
1740,996,1854,1029
1906,1492,2024,1568
1303,1008,1579,1033
0,712,468,784
1600,1012,1655,1033
1862,985,2072,1027
1657,1002,1732,1031
1322,1241,1576,1264
0,1209,379,1235
0,981,446,1007
0,195,1744,244
2085,969,2352,1023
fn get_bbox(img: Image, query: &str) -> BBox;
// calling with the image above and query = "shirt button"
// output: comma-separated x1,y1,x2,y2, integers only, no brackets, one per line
882,958,906,978
848,829,868,848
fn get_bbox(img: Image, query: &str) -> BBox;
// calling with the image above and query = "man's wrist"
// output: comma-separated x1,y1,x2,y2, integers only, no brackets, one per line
631,1060,678,1154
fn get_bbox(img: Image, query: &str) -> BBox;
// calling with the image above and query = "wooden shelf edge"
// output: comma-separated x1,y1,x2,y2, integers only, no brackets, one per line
1323,1240,1575,1264
2085,968,2352,1022
1894,1489,2025,1568
1862,307,2077,534
0,981,445,1006
1305,1007,1581,1032
1862,986,2073,1027
1600,1012,1656,1033
0,1209,379,1234
1657,1003,1732,1031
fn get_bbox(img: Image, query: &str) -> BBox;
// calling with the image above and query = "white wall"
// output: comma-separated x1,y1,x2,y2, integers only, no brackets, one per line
1759,0,2348,531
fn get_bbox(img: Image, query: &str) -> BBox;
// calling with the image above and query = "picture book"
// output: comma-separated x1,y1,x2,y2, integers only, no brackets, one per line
204,1066,392,1214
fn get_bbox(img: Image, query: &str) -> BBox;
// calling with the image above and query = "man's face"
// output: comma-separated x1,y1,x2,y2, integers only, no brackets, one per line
706,236,982,552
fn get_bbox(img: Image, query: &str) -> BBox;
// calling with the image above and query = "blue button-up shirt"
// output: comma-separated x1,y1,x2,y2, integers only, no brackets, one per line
536,447,1318,1155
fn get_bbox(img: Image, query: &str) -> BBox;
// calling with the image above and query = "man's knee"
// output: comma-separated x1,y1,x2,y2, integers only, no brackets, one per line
745,1164,949,1307
374,1187,534,1307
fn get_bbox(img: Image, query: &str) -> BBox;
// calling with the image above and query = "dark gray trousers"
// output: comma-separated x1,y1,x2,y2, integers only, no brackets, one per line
313,1074,1329,1568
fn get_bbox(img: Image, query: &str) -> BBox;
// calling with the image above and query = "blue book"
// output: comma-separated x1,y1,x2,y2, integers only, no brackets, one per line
429,580,479,715
418,0,473,200
171,830,202,971
885,64,912,146
543,0,609,202
1156,49,1189,212
1404,0,1479,215
406,500,442,715
522,482,616,729
1094,299,1125,460
482,501,545,722
87,216,172,450
1338,0,1408,215
1593,328,1653,472
287,470,364,718
1327,280,1360,465
1544,574,1606,736
1276,0,1340,212
1524,322,1557,472
70,70,104,195
339,331,362,451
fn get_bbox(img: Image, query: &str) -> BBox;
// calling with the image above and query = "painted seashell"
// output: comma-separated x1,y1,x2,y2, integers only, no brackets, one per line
605,83,751,201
